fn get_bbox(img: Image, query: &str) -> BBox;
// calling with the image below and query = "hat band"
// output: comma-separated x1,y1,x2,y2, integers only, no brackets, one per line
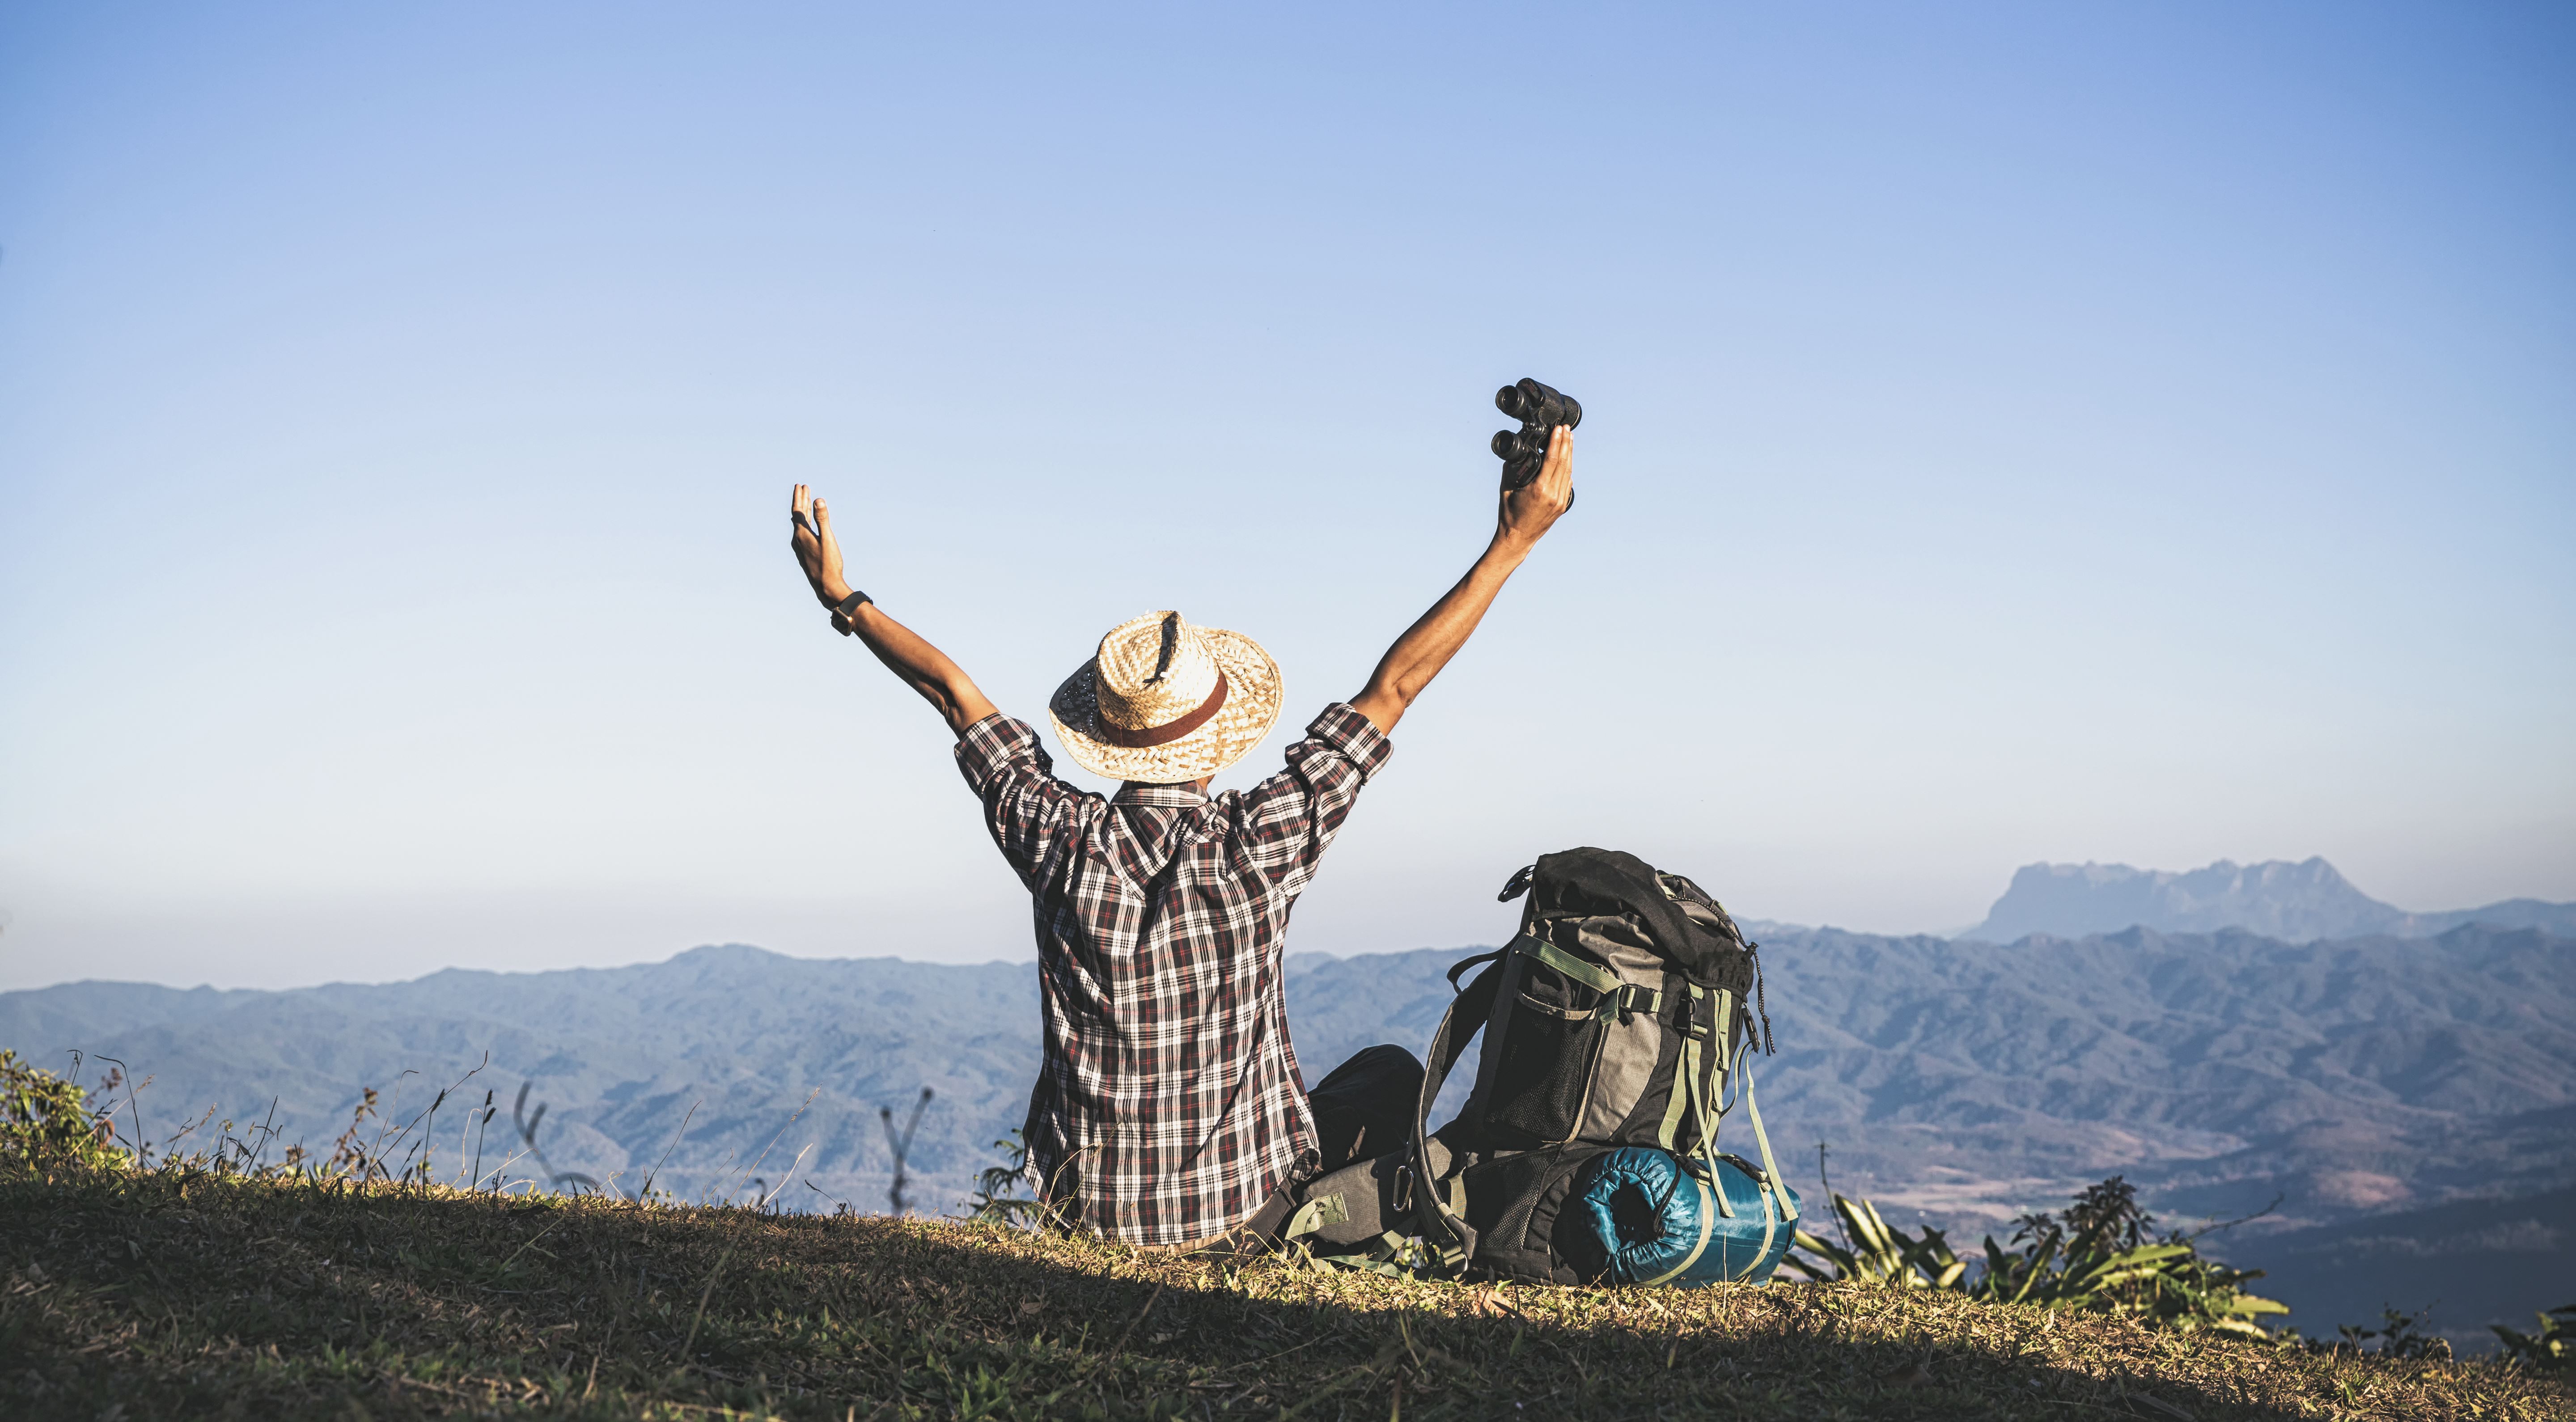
1095,670,1229,748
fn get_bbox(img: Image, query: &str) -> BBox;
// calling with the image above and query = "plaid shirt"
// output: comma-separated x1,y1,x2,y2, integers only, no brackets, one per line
954,702,1391,1247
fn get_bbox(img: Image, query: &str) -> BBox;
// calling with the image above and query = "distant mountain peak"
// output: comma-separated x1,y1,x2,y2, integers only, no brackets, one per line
1969,857,2400,943
668,942,784,963
659,943,795,976
1962,858,2575,943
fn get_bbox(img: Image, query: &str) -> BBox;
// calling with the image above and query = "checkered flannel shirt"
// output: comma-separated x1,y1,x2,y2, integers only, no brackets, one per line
954,702,1392,1247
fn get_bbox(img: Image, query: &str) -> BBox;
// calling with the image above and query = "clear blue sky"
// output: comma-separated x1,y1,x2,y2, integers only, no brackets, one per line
3,2,2570,990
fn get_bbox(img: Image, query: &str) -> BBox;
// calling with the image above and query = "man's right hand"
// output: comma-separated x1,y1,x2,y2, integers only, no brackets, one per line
1497,424,1575,552
1349,423,1577,735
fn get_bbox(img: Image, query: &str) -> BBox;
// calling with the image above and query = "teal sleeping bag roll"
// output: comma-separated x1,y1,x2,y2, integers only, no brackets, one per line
1564,1147,1801,1287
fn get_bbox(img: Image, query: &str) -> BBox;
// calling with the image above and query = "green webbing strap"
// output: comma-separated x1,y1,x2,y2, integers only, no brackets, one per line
1733,1155,1778,1282
1517,935,1622,997
1656,1035,1696,1151
1306,1227,1427,1279
1641,1172,1717,1286
1741,1056,1798,1224
1512,936,1665,1020
1690,1039,1734,1220
1713,989,1733,1075
1281,1193,1349,1242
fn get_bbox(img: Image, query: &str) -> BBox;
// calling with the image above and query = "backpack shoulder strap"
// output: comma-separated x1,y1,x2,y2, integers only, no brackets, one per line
1410,949,1502,1266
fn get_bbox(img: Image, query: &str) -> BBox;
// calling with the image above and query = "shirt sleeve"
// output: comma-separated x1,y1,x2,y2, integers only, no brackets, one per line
954,714,1095,890
1225,702,1392,897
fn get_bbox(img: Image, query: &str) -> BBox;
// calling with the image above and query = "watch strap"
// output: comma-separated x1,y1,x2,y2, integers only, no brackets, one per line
831,588,873,635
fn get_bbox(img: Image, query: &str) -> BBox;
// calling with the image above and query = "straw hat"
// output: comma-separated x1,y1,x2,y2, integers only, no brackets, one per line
1048,611,1284,784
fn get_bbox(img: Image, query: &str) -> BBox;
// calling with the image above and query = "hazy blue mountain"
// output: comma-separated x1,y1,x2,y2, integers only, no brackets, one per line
1962,857,2576,943
0,948,1042,1215
6,923,2572,1342
2410,898,2576,936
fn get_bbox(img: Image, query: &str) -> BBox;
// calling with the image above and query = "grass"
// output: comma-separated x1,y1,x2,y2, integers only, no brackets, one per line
3,1170,2567,1421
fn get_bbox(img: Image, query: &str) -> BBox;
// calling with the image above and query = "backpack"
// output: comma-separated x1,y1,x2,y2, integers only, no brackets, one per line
1286,848,1799,1286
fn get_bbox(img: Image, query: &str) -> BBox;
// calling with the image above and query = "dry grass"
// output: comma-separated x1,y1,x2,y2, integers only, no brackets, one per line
2,1170,2567,1420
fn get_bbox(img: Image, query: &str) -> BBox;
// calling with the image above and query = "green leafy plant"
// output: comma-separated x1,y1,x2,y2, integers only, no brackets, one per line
964,1127,1042,1226
1785,1175,2289,1338
1781,1191,1969,1289
0,1050,133,1174
2319,1306,2453,1359
2494,1303,2575,1371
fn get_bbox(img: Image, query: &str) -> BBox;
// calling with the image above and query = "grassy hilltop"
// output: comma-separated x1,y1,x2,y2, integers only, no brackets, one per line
4,1171,2567,1421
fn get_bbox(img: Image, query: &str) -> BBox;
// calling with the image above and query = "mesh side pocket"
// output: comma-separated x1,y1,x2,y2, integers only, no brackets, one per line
1463,1143,1610,1285
1480,963,1609,1147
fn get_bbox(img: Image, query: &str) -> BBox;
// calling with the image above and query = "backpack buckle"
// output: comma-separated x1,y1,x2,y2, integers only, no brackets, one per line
1594,982,1658,1022
1678,987,1716,1041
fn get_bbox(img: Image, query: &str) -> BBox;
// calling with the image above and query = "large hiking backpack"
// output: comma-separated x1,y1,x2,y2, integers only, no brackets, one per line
1288,848,1800,1286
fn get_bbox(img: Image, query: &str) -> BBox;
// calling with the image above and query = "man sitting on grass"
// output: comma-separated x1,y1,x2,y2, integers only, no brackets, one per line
785,427,1573,1249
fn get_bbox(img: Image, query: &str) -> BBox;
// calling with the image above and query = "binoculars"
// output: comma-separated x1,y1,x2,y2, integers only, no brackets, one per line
1490,378,1582,491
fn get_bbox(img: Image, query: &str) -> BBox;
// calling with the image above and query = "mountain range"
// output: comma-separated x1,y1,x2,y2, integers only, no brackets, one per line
6,917,2571,1351
1960,856,2576,944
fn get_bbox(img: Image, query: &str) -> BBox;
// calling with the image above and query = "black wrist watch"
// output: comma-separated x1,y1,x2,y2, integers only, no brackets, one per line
831,588,872,634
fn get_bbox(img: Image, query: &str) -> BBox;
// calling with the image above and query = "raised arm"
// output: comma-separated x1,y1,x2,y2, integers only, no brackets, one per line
1349,424,1575,735
790,485,999,737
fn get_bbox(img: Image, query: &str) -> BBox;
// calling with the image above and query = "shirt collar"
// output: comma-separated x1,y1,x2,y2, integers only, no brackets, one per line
1114,780,1209,808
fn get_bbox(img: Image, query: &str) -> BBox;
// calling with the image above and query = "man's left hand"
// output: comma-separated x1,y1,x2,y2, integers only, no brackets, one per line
790,484,857,623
